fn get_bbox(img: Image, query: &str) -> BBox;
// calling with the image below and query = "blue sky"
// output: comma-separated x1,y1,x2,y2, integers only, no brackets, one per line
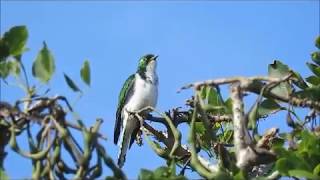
1,1,319,179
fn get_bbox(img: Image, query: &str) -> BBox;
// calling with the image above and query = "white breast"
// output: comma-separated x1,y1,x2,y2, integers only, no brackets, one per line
124,73,158,112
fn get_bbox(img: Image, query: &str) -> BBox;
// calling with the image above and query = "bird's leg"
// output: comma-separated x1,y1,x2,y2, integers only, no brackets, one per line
126,109,145,146
129,107,153,128
128,109,144,128
128,107,156,146
135,112,145,146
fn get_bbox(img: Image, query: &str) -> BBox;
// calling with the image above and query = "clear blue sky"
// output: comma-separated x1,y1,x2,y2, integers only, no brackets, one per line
1,1,319,179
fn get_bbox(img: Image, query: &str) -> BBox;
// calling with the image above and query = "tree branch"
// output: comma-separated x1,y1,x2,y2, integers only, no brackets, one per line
179,73,320,111
179,74,293,92
230,84,276,170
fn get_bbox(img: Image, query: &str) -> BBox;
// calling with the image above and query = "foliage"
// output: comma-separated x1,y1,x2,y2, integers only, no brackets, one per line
32,42,55,83
0,26,124,179
274,130,320,179
1,25,320,179
139,165,186,180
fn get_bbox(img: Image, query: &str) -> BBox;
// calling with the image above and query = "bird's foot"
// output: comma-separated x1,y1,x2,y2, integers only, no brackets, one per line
136,130,143,146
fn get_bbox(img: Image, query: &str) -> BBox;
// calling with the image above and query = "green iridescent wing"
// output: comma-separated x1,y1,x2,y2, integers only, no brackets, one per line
114,74,135,144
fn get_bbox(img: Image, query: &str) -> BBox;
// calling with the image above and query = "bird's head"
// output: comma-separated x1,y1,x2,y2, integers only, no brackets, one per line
137,54,158,74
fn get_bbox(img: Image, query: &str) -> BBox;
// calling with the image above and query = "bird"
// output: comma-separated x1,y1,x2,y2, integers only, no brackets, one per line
114,54,159,168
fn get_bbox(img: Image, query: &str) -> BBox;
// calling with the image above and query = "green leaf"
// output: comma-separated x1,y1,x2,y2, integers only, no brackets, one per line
153,166,170,178
0,168,9,180
32,42,55,83
214,171,233,180
168,159,177,177
275,142,314,175
139,165,185,179
194,122,211,151
0,61,10,78
248,100,259,130
315,36,320,49
272,137,285,148
63,73,81,92
172,175,187,180
272,146,289,157
105,176,117,180
298,130,320,157
311,51,320,66
0,39,10,61
200,86,226,114
292,71,308,89
268,60,290,78
276,158,293,175
208,88,224,107
313,164,320,176
138,169,153,180
258,98,282,117
2,26,28,56
0,60,20,78
252,177,268,180
222,130,234,144
268,60,292,98
80,60,90,86
294,86,320,100
306,76,320,86
224,98,233,114
200,86,207,99
8,60,20,77
234,170,247,180
194,122,206,135
288,169,317,179
307,62,320,77
271,82,291,99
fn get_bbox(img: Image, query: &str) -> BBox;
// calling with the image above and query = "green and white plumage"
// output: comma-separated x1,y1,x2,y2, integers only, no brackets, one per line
114,54,158,168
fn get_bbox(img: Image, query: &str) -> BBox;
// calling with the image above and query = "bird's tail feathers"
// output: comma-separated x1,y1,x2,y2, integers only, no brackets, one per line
118,116,139,168
117,127,131,168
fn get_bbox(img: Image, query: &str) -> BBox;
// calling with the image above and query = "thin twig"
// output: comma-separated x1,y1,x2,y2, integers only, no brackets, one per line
188,94,216,178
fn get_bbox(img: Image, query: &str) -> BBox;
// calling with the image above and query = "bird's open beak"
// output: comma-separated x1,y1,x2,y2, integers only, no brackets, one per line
153,55,159,61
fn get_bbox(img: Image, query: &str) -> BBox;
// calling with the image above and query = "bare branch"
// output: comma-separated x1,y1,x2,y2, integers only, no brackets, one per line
146,113,232,125
179,74,293,92
230,84,276,170
180,73,320,111
231,84,251,152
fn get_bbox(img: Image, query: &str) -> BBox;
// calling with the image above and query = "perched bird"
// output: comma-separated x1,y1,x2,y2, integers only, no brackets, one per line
114,54,159,168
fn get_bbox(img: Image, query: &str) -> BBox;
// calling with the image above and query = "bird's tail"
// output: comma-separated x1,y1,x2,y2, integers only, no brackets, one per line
117,126,132,168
